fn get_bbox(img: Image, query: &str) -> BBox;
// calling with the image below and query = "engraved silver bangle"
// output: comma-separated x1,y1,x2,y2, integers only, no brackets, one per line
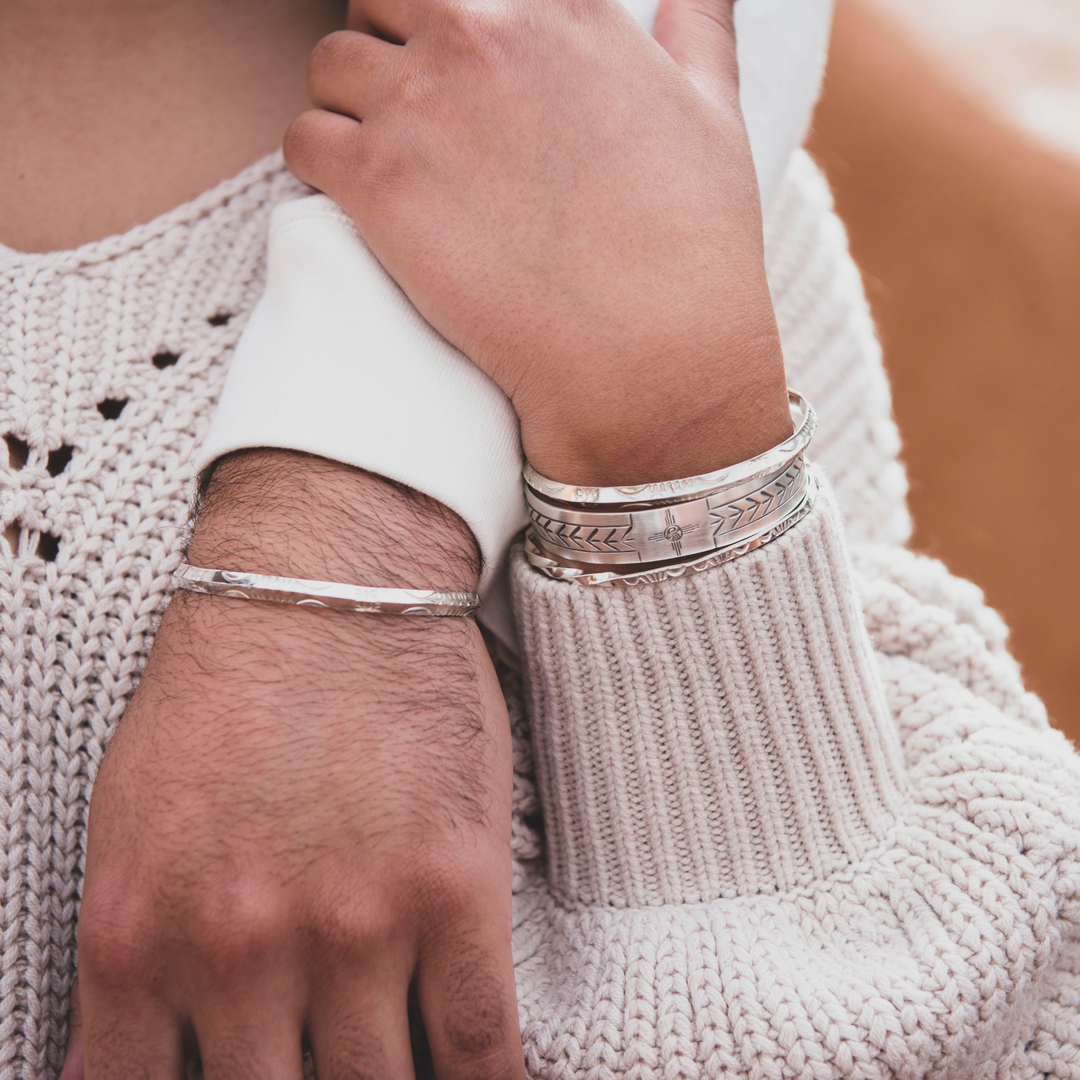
522,389,819,585
523,390,816,508
525,467,820,586
527,455,810,568
174,564,480,617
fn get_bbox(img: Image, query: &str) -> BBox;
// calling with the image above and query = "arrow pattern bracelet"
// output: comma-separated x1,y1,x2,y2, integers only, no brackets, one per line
524,391,818,586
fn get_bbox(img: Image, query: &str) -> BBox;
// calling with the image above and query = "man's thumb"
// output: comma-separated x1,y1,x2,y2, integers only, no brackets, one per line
652,0,739,105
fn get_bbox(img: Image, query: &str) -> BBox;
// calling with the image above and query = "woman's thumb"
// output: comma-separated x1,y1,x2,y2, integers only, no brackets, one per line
652,0,740,105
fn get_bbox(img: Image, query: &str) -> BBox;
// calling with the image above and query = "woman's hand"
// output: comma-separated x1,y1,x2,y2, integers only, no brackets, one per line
285,0,790,487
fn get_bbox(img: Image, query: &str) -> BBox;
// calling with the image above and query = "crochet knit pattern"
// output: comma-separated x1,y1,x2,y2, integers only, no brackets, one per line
0,155,306,1078
508,484,1080,1078
1,149,1077,1079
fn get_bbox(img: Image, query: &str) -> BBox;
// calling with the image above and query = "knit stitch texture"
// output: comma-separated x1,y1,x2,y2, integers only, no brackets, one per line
508,486,1080,1079
0,155,306,1078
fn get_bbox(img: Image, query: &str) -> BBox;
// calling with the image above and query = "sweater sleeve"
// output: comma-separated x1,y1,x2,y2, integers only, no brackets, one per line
508,472,1080,1072
510,472,1080,905
510,476,911,908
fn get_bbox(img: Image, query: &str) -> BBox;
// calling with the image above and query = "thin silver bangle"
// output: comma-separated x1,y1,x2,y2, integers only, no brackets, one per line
523,390,816,509
174,564,480,617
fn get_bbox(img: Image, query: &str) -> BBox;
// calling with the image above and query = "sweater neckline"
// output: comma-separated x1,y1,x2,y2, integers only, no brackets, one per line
0,150,291,270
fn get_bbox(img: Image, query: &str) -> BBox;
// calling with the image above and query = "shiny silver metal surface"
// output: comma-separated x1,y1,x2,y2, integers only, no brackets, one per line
174,564,480,617
523,391,816,508
527,456,810,567
524,470,819,586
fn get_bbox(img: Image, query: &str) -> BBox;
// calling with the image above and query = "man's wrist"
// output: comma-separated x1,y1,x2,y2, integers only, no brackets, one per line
187,449,481,593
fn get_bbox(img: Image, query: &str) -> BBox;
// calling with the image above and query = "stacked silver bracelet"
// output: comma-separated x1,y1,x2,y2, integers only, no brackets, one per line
524,391,819,586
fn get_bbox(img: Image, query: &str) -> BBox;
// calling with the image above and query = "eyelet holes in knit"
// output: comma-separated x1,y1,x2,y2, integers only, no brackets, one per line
4,434,29,471
3,525,63,563
36,530,60,563
207,312,232,327
97,398,128,421
47,445,74,477
152,351,180,369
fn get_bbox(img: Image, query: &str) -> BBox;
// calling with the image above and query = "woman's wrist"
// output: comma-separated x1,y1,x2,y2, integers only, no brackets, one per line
519,358,792,488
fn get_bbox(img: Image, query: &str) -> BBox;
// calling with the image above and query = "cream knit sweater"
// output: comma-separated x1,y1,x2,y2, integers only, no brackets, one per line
1,150,1078,1079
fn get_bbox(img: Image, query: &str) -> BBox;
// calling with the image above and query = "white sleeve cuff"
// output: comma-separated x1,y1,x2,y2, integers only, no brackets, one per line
196,196,527,641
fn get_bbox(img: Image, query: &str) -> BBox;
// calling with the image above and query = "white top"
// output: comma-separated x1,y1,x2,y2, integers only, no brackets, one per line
195,0,835,640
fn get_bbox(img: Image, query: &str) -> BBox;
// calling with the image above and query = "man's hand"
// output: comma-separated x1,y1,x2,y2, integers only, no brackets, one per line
286,0,790,487
72,451,525,1080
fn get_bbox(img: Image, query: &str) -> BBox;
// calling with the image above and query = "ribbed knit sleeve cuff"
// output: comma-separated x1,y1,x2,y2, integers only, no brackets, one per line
511,482,908,908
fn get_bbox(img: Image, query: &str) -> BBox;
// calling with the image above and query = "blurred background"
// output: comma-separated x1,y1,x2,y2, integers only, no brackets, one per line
807,0,1080,742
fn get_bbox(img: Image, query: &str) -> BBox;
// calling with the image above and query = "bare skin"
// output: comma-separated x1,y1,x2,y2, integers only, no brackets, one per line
2,2,525,1077
288,0,791,485
77,453,523,1080
0,0,345,254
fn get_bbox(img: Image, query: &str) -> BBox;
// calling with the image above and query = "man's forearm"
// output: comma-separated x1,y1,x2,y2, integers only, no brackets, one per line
76,450,525,1080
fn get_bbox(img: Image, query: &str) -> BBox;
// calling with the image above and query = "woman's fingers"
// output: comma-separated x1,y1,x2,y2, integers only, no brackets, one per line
284,107,365,199
307,30,405,120
653,0,740,105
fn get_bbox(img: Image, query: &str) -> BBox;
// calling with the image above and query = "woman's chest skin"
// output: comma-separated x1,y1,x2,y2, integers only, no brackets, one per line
0,0,343,255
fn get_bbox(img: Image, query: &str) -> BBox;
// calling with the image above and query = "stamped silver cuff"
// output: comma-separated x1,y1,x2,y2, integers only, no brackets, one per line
525,468,819,586
174,564,480,617
527,455,810,568
522,390,819,585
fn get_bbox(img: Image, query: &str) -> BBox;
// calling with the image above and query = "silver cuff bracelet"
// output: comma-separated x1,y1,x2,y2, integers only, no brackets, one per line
174,564,481,617
523,391,818,585
524,471,819,586
527,455,811,567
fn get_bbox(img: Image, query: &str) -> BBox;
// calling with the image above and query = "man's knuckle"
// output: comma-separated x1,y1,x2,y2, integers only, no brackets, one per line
311,888,407,957
414,860,475,925
441,986,518,1073
185,882,283,966
77,889,158,982
322,1016,390,1079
